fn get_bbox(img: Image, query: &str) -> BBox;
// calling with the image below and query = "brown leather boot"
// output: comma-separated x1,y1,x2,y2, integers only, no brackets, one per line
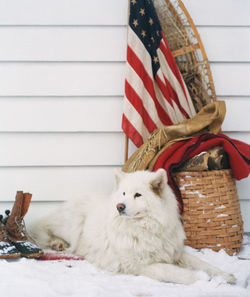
6,191,43,258
0,215,21,259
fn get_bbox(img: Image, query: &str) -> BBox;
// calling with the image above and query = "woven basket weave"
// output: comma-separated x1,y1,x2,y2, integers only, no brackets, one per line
173,169,244,255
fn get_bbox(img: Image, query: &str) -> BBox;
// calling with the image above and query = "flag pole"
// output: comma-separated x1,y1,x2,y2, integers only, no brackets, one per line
124,135,129,163
124,0,130,164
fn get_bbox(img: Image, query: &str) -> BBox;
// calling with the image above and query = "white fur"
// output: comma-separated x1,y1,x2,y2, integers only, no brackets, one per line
31,169,236,285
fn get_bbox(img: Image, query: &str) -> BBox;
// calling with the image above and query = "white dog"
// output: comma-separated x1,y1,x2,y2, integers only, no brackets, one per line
31,169,235,285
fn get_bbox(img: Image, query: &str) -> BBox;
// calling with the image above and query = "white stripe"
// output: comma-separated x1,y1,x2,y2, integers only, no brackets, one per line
180,75,197,117
126,63,163,129
154,84,178,124
172,101,186,122
157,44,195,118
156,68,186,123
158,45,192,117
127,27,154,79
123,97,150,142
161,38,196,117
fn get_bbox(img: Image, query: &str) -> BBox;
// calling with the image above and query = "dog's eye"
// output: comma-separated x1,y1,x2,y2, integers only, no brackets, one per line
134,193,142,198
123,192,125,196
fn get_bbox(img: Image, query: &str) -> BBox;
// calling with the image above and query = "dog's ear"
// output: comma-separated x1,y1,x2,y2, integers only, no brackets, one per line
114,168,125,188
150,169,167,197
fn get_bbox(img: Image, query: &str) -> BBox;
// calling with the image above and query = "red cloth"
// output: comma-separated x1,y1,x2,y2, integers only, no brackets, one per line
153,133,250,213
38,252,84,261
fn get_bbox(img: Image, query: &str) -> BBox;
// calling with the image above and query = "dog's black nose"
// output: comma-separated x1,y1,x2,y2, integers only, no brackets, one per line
116,203,126,213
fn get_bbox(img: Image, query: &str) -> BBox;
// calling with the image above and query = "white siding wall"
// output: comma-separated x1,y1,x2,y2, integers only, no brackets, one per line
0,0,249,231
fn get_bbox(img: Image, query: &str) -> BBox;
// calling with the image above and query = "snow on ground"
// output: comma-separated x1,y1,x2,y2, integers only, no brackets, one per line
1,236,250,297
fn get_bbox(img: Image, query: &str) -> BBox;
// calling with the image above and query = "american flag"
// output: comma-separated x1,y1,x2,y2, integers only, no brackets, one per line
122,0,196,147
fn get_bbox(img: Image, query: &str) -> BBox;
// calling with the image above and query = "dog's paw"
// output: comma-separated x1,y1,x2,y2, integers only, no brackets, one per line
50,238,69,251
222,273,237,284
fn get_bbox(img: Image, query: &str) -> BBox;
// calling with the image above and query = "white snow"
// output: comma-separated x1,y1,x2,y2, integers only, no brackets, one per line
184,190,206,198
217,214,229,217
216,205,226,209
0,236,250,297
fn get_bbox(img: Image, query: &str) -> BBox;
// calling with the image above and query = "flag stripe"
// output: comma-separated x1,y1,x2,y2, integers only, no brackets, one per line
125,63,164,128
159,38,196,117
127,27,153,79
156,74,186,122
155,72,174,107
127,45,173,126
154,82,179,123
160,33,190,105
125,80,157,134
157,45,193,117
123,94,150,141
122,114,144,148
157,72,190,119
180,74,197,117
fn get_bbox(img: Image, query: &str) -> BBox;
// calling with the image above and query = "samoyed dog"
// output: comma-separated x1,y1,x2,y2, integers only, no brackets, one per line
31,169,235,285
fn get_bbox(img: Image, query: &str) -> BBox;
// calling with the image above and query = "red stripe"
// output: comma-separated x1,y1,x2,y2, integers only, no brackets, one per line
156,74,189,119
159,33,190,106
122,114,144,148
163,74,190,119
125,80,157,134
155,74,173,107
127,45,173,126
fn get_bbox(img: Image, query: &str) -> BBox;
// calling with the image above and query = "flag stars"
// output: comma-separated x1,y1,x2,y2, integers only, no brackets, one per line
139,8,145,16
151,36,155,43
131,0,137,5
156,30,160,36
149,18,154,25
141,30,146,38
153,56,159,64
132,19,138,27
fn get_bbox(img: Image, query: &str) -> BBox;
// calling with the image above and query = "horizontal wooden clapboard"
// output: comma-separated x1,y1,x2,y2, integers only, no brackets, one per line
198,27,250,63
222,98,250,132
212,64,250,96
0,26,127,62
0,167,118,202
0,132,247,167
0,0,249,26
0,166,248,202
0,0,128,26
0,96,248,132
0,97,123,132
183,0,250,26
1,199,250,232
0,133,126,167
0,27,248,62
0,63,249,96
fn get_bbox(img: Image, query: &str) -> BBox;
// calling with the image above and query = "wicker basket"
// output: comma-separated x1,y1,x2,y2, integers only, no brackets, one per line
173,169,244,255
